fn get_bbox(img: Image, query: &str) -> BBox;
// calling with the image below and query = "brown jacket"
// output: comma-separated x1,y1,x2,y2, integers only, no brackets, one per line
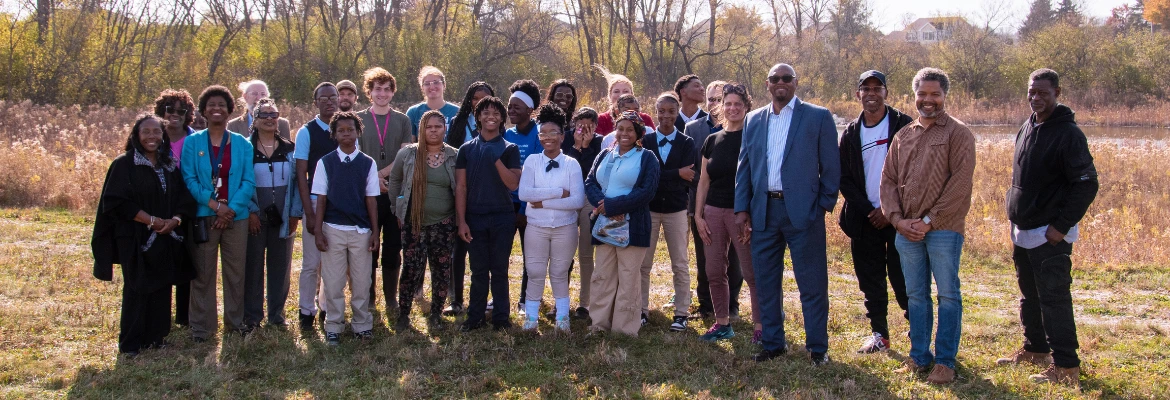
227,114,291,140
879,112,975,235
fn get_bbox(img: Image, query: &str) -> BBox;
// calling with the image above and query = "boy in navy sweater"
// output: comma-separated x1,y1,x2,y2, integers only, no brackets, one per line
311,111,381,345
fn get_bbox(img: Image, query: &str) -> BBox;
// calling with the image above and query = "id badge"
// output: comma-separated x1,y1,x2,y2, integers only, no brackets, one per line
215,177,223,190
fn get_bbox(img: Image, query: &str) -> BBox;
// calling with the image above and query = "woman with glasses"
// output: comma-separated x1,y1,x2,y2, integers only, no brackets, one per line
406,66,460,138
153,89,197,327
545,80,578,135
584,111,660,337
181,85,257,341
242,98,302,329
693,84,761,342
93,114,195,356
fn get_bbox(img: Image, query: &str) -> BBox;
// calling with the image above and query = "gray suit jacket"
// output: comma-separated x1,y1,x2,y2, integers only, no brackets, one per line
734,98,840,231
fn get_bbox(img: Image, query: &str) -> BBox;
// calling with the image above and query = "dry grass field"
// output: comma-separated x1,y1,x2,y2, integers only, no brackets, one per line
1,101,1168,398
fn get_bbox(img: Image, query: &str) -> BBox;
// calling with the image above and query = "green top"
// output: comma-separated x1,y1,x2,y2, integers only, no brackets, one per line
356,108,413,172
416,164,455,226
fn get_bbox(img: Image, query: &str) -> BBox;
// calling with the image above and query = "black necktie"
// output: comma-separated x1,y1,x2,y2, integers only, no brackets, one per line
344,155,351,163
659,137,671,147
546,159,559,172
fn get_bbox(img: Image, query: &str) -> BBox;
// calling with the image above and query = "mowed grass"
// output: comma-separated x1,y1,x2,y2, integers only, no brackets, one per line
2,208,1168,399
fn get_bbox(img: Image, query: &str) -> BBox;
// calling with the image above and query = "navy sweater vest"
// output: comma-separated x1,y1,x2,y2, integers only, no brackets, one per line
305,121,336,188
321,151,373,229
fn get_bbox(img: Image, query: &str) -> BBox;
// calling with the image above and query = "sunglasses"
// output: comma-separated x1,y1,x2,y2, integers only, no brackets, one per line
165,105,189,116
256,111,280,119
768,75,797,84
707,96,722,103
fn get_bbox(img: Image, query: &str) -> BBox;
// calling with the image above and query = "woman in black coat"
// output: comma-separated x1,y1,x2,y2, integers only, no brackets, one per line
92,114,196,356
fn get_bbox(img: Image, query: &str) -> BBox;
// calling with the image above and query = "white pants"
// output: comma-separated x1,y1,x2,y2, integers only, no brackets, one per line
524,224,580,302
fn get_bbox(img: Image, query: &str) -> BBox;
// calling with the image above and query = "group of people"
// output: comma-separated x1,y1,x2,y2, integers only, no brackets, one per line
92,62,1097,388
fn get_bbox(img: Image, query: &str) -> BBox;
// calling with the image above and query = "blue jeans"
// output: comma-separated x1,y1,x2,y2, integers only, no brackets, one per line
895,230,964,369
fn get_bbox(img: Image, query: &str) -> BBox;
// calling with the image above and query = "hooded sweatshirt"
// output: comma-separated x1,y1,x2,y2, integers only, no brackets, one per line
1006,104,1098,234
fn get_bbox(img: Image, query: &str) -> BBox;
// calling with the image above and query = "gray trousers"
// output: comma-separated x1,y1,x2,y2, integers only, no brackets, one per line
244,220,294,326
190,218,249,339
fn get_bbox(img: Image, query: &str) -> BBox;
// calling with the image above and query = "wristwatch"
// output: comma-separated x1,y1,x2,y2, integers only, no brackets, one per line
922,215,932,225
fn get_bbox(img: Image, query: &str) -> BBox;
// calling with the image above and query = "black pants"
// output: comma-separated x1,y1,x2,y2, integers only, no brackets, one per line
850,222,908,338
691,215,741,313
371,193,403,308
121,284,173,353
174,282,189,325
449,239,468,306
1013,241,1080,368
466,213,516,326
514,203,530,307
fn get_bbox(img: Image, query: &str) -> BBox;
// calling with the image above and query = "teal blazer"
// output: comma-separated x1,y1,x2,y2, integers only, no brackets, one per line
181,129,256,220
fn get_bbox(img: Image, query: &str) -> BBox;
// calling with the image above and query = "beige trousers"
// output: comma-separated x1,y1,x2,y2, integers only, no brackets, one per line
639,210,692,317
590,244,648,336
320,225,374,334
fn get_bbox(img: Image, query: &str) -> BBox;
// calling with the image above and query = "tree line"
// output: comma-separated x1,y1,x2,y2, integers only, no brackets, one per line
2,0,1168,109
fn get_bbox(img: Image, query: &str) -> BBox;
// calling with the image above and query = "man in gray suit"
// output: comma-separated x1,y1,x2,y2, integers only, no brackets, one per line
735,63,840,366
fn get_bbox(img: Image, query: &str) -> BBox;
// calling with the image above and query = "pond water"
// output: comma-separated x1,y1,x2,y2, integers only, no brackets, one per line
966,125,1170,142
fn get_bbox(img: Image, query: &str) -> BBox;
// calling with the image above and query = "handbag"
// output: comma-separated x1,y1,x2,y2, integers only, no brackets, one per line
192,216,211,244
592,213,630,248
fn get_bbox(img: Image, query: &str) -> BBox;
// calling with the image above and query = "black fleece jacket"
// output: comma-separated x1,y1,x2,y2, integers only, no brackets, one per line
1007,104,1099,234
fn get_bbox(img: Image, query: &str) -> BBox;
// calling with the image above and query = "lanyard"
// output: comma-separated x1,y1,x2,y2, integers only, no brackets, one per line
372,112,391,159
208,131,229,181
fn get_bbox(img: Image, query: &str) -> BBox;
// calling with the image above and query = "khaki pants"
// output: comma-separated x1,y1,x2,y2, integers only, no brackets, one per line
320,225,374,334
190,218,248,339
524,224,579,302
590,244,647,336
575,205,595,308
299,197,325,316
639,210,691,317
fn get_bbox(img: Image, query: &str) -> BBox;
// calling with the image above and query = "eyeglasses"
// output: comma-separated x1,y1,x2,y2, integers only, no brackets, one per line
768,75,797,84
165,105,189,116
537,132,562,139
316,95,339,102
256,111,280,119
422,80,445,87
553,92,574,100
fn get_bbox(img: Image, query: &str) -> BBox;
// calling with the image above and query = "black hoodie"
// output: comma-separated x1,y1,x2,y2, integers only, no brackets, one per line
1006,104,1098,234
837,105,914,238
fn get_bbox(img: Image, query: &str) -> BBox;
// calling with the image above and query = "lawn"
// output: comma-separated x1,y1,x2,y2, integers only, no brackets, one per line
1,208,1167,399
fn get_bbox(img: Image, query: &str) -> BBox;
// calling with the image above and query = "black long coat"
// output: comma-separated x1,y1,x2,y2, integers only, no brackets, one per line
92,152,196,293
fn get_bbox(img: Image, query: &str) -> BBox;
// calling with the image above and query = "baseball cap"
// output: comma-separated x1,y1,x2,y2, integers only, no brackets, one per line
858,70,887,88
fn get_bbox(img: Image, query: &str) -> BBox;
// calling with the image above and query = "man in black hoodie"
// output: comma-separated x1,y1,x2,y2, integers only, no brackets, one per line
996,68,1098,389
838,70,915,354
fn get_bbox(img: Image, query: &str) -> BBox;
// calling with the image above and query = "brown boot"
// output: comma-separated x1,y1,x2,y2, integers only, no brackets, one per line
1031,365,1081,389
926,364,956,384
996,347,1052,366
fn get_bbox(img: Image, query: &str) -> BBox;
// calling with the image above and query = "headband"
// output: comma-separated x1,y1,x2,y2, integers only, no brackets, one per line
509,91,534,109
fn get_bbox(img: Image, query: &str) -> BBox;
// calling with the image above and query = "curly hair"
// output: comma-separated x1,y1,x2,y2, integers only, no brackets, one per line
572,107,599,124
912,67,950,95
474,96,508,123
448,82,494,148
717,83,753,127
328,111,364,138
362,67,398,98
545,79,578,116
536,103,567,132
508,79,541,107
153,89,195,129
124,114,174,165
198,85,235,116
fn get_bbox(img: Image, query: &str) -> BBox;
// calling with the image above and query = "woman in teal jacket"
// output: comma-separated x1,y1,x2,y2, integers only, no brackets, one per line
181,85,257,341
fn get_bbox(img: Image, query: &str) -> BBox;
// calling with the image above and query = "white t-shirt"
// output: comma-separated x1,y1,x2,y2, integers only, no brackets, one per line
860,114,890,208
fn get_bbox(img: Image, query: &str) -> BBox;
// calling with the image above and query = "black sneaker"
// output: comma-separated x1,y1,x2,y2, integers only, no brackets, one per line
669,316,688,332
325,332,341,346
442,304,464,316
317,310,327,327
299,313,315,331
354,330,374,340
394,314,411,331
811,352,832,366
752,346,789,362
493,321,513,331
640,313,648,327
574,307,590,319
460,320,486,332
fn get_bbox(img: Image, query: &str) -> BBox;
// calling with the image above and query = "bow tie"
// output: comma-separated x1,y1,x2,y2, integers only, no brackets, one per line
659,137,672,147
546,159,559,172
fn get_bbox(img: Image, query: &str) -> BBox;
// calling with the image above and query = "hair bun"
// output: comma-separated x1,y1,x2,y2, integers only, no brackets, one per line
536,103,567,129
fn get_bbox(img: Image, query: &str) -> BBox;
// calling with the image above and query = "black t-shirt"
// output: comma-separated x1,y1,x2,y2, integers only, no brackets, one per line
700,129,742,209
